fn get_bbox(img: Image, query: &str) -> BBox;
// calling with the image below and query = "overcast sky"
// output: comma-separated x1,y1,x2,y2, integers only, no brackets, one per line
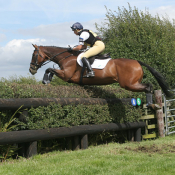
1,0,175,80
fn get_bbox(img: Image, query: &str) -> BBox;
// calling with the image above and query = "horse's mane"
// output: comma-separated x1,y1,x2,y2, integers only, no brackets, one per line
39,45,81,56
40,45,69,50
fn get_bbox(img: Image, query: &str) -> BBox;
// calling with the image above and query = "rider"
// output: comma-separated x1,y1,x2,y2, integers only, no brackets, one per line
68,22,105,77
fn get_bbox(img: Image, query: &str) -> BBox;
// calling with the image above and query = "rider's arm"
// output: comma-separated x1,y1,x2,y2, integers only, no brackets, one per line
72,31,89,51
72,45,87,51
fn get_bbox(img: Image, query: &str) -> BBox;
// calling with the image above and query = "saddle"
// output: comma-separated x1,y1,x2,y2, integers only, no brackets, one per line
88,53,111,65
78,53,111,85
72,50,111,65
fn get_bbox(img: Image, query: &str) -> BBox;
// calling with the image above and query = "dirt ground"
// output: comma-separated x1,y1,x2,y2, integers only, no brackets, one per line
125,143,175,154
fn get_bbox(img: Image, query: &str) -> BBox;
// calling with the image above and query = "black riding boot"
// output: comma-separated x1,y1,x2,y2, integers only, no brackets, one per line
81,57,95,77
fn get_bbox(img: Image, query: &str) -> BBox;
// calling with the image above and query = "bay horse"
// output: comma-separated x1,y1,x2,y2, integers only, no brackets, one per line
29,44,173,104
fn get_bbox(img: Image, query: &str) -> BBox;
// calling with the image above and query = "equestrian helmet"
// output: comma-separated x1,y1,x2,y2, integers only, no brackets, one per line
71,22,83,31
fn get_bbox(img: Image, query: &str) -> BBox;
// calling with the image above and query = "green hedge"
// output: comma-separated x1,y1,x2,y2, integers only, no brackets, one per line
0,80,144,99
0,77,145,131
15,103,142,130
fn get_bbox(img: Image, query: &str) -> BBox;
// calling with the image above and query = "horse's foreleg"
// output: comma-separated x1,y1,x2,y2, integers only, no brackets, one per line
42,68,65,84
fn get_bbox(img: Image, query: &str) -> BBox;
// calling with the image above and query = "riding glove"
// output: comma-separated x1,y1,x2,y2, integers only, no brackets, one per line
67,47,72,52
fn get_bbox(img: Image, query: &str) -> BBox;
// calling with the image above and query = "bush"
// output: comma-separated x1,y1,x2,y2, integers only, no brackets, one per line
0,107,22,162
14,102,142,130
0,76,146,131
0,75,41,85
0,79,145,99
50,75,76,86
96,4,175,88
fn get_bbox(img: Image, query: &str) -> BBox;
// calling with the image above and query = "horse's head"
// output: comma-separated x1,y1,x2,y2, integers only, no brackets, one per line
29,44,47,75
29,44,79,75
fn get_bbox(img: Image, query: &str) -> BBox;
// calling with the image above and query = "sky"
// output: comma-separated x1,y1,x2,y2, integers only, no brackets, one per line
1,0,175,81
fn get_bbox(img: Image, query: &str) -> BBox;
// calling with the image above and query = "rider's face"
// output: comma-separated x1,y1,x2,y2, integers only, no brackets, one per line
74,30,79,35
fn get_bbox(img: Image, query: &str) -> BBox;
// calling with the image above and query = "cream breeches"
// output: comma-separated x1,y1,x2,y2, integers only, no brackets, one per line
80,41,105,59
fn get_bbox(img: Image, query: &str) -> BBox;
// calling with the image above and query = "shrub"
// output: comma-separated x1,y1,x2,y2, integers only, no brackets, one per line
96,4,175,88
15,103,142,130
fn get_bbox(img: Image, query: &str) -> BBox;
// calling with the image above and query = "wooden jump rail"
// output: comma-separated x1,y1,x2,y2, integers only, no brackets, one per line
0,122,146,158
0,97,134,109
0,122,146,144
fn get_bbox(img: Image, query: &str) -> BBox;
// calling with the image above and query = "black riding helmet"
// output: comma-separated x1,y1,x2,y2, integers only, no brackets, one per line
71,22,83,31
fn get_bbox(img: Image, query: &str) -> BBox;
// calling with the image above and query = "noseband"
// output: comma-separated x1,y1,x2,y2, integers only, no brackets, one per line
30,46,44,69
30,47,72,70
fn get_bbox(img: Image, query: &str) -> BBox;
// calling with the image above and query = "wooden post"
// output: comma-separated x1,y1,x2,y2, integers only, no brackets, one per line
134,128,141,141
18,141,37,158
18,111,37,158
72,136,80,150
154,90,165,137
81,134,88,149
127,129,135,141
66,137,72,150
25,141,37,158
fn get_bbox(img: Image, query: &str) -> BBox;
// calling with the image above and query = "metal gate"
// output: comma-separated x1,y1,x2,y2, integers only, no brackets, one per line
164,90,175,135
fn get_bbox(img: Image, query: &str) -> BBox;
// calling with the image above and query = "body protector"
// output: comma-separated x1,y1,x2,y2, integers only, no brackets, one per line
78,29,102,47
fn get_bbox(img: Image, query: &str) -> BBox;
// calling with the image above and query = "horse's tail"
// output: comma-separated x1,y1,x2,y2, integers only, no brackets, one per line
137,60,173,98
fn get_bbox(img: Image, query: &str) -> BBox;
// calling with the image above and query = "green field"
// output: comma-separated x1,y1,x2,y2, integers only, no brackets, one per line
1,135,175,175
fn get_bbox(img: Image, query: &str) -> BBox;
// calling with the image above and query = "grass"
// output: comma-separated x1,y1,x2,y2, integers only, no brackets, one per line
1,135,175,175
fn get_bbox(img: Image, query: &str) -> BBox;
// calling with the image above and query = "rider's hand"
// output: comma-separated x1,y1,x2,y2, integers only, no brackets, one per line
67,47,72,52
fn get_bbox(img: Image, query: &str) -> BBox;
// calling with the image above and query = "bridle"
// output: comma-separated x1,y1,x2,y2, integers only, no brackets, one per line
30,46,73,70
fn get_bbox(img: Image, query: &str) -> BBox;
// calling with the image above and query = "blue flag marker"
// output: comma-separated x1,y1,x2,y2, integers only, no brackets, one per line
131,98,137,106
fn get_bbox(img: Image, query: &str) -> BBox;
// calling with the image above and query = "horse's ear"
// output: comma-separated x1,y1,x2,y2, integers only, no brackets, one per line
32,44,37,48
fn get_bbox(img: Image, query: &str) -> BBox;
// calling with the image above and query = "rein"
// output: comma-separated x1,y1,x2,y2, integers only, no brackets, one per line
31,46,73,69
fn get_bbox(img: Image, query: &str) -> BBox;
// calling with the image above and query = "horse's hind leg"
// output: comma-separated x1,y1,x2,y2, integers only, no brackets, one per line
144,83,154,107
124,82,153,93
144,83,153,94
128,82,161,109
123,82,154,105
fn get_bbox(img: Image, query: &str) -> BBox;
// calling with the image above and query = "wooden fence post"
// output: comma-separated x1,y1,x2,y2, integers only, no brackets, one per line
66,137,72,150
18,141,37,158
154,90,165,137
134,128,141,141
81,134,88,149
127,130,135,141
73,136,80,150
18,111,38,158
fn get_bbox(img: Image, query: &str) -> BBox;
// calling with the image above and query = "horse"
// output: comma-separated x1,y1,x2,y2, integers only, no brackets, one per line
29,44,173,106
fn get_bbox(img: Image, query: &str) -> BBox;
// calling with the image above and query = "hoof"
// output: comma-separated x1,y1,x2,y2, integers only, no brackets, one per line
49,72,54,81
42,80,50,85
146,93,153,105
42,73,50,84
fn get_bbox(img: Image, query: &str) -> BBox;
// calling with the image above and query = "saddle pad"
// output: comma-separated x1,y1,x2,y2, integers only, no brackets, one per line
77,53,111,69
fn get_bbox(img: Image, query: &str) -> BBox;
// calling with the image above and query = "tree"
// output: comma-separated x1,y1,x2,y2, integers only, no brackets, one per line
96,4,175,89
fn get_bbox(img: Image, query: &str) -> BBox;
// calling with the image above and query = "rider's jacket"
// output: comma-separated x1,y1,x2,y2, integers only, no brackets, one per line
78,29,102,47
